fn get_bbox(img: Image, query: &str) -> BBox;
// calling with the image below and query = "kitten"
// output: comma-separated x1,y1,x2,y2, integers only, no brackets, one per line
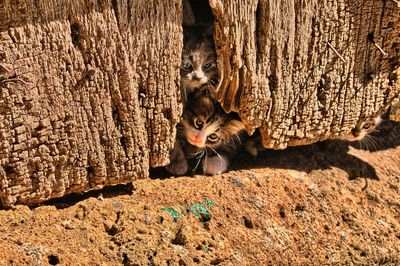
180,25,218,103
166,87,245,176
340,107,392,151
341,116,383,142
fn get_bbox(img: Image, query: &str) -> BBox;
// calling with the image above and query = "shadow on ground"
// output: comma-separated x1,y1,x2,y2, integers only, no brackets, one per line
234,120,399,181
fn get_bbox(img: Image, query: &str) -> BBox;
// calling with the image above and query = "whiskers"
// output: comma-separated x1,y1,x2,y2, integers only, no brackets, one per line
190,148,206,174
232,132,242,144
209,147,226,165
218,133,243,151
188,145,228,175
181,76,218,103
180,78,192,103
354,133,380,151
208,76,219,87
181,74,219,103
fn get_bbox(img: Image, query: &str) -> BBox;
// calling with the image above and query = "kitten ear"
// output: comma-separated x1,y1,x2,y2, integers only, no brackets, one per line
183,25,195,43
202,24,214,39
226,119,246,135
182,0,196,26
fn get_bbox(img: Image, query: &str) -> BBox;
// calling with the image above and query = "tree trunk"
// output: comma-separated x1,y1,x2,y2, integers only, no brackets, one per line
0,0,399,206
0,0,182,207
211,0,400,148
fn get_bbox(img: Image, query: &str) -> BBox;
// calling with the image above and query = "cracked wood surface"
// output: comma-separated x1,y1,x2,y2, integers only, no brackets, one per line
210,0,400,148
0,0,182,207
114,0,183,168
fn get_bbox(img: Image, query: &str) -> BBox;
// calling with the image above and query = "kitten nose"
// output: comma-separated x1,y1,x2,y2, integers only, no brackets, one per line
351,128,360,137
192,133,205,147
193,70,205,81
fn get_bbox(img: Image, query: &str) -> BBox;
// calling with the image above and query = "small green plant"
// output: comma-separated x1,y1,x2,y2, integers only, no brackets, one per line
160,207,182,222
160,200,216,223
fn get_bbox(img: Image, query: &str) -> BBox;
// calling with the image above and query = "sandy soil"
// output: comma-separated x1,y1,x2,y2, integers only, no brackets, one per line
0,119,399,266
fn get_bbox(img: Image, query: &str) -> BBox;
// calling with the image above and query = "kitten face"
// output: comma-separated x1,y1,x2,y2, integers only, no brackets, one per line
181,41,218,93
342,116,382,141
180,88,244,149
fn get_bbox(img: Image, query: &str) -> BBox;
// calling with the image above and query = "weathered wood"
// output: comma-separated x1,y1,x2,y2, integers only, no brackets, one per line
0,0,182,207
113,0,183,167
210,0,400,148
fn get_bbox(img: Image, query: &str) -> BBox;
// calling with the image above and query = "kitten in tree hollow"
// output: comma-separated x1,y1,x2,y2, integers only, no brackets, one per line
166,86,246,176
180,25,218,104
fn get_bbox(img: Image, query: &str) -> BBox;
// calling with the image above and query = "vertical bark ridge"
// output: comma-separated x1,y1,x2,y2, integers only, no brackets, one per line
119,0,183,168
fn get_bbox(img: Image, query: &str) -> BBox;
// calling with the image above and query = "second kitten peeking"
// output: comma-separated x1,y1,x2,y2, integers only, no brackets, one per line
341,116,383,142
340,106,391,142
338,109,391,151
180,25,218,103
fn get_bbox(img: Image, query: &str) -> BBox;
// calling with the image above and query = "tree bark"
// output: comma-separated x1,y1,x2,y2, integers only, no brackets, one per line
211,0,400,148
0,0,182,207
113,0,183,167
0,0,399,206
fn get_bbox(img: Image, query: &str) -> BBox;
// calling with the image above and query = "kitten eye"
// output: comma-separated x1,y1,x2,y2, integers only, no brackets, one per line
208,133,219,142
363,123,371,130
182,62,192,70
194,118,204,129
203,62,213,70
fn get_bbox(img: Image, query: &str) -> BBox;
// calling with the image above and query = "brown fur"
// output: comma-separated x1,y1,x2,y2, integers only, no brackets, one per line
166,87,245,176
180,25,218,103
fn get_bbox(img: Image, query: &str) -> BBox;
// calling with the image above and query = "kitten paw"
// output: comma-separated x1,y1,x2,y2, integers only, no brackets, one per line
166,141,188,176
244,136,264,157
166,158,188,176
245,139,259,157
203,155,228,175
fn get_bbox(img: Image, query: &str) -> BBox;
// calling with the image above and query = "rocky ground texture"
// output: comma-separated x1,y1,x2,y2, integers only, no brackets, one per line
0,116,399,265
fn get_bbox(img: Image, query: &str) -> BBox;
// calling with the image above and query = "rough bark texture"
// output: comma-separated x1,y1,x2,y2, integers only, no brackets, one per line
211,0,400,148
1,0,400,207
113,0,183,167
0,0,182,207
